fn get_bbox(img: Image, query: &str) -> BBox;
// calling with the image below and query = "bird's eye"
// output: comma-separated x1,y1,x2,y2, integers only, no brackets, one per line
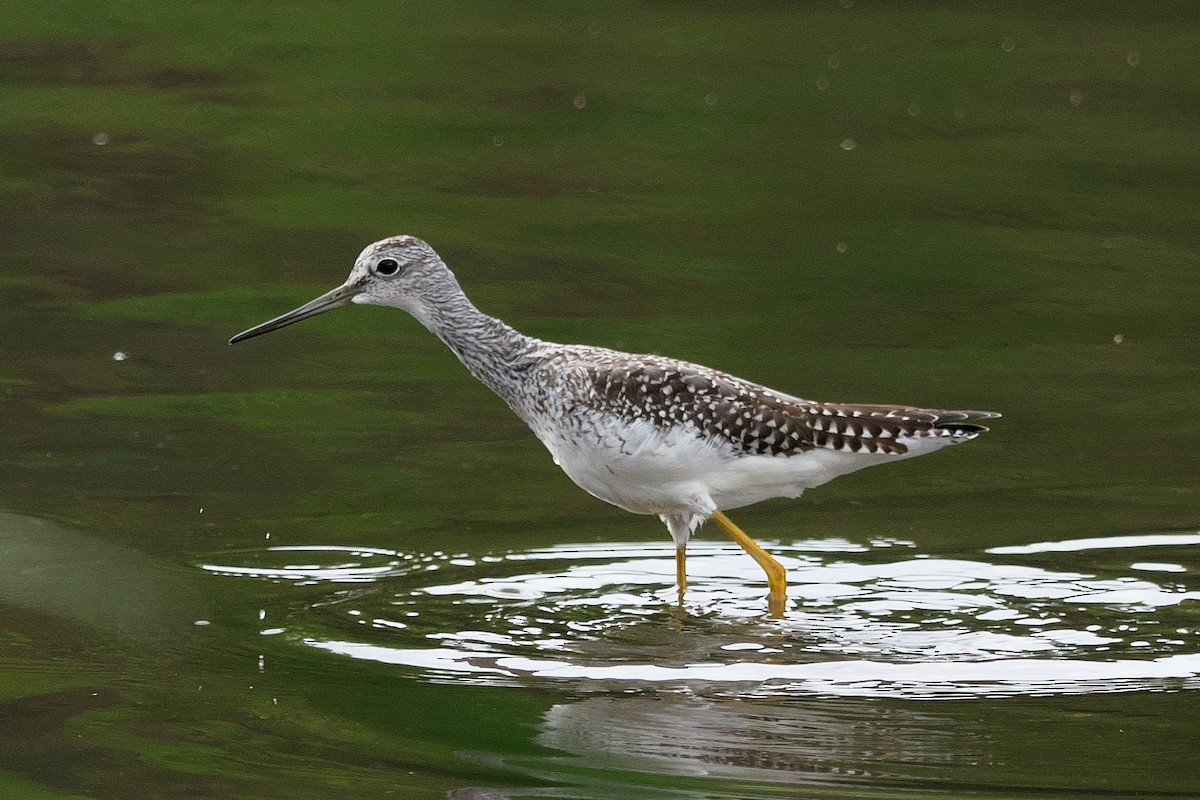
375,258,401,276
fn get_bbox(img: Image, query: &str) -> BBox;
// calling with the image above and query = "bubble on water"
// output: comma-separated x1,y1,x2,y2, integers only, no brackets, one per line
954,108,966,119
703,92,718,106
839,137,856,151
92,132,109,146
907,102,921,117
836,242,848,253
492,135,503,147
827,54,840,69
572,95,587,110
112,351,128,361
1069,90,1085,106
839,0,855,7
815,76,830,91
373,618,407,630
1126,50,1140,67
1001,37,1016,52
1113,334,1125,345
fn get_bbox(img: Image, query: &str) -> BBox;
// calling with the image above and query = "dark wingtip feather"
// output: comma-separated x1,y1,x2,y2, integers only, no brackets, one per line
931,409,999,435
935,421,991,434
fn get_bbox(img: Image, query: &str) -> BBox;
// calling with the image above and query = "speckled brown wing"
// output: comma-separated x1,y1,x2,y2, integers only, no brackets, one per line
585,357,999,458
586,360,815,455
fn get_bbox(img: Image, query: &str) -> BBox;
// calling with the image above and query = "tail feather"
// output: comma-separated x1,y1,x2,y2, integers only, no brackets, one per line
798,403,999,454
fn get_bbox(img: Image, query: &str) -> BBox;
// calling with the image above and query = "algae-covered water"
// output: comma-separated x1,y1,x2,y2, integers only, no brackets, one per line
2,3,1199,798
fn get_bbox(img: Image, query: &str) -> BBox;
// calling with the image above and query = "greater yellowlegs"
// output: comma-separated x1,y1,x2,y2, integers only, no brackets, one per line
231,236,998,616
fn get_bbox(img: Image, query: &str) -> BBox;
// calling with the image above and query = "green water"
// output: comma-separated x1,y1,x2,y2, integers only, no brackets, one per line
2,3,1199,797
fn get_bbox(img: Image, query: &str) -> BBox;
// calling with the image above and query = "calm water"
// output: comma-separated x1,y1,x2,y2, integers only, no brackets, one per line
2,3,1199,798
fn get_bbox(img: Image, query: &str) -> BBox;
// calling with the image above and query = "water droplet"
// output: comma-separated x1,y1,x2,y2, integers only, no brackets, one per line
572,95,587,110
836,242,848,253
1001,37,1016,52
906,102,921,117
839,137,856,151
258,608,266,621
1126,50,1140,67
112,351,128,361
1069,90,1084,106
1113,334,1125,345
92,132,109,146
815,76,830,91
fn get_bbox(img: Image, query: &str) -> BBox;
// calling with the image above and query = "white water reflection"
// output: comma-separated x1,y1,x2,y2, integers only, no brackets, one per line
306,640,1200,699
989,532,1200,555
201,545,412,583
204,531,1200,699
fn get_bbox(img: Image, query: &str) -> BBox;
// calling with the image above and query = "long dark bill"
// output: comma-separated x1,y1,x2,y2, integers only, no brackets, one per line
229,282,361,344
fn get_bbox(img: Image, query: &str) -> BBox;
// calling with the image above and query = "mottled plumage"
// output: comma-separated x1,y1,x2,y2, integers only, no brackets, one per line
231,235,999,615
581,356,994,457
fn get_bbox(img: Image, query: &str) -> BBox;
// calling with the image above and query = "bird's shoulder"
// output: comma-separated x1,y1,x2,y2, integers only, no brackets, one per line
542,345,781,402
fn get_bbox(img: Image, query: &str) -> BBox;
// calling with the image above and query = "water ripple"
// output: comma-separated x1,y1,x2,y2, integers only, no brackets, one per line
202,531,1200,699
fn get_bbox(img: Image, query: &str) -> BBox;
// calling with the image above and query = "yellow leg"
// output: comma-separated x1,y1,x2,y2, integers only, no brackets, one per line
710,510,788,617
675,546,687,602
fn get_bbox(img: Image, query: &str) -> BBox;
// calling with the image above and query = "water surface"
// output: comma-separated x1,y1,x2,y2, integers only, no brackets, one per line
1,2,1198,798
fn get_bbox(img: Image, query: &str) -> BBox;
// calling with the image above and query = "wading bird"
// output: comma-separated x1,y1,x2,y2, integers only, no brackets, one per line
231,236,998,616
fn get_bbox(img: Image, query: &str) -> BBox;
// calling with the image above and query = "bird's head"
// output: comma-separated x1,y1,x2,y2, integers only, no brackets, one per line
229,235,456,344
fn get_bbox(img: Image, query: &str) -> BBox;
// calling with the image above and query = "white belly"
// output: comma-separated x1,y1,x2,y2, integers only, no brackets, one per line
536,417,926,517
